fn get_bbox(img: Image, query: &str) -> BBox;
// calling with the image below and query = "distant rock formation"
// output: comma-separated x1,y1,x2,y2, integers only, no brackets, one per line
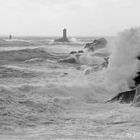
69,50,84,55
78,50,84,53
59,50,85,63
59,57,76,63
55,28,69,42
69,51,77,55
85,38,107,51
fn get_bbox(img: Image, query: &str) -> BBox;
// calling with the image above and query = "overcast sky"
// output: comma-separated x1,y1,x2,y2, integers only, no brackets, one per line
0,0,140,36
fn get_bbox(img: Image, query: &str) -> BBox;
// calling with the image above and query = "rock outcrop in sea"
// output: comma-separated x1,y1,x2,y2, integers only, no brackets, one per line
106,90,136,104
106,40,140,106
133,85,140,107
58,37,109,70
85,38,107,51
106,73,140,105
55,28,69,42
106,84,140,107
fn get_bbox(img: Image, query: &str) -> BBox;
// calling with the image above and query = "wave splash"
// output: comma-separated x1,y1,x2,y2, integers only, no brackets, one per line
105,28,140,92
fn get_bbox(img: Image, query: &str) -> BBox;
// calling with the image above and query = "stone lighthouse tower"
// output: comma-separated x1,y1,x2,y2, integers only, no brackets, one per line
55,28,69,42
63,28,67,40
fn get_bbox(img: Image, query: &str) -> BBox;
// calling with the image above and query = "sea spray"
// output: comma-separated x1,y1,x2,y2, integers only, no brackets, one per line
80,28,140,96
1,29,140,131
105,28,140,92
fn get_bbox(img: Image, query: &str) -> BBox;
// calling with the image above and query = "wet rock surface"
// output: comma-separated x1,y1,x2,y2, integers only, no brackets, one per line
84,38,107,51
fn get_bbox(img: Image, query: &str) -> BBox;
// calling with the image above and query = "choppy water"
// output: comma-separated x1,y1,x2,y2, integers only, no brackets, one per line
0,36,140,140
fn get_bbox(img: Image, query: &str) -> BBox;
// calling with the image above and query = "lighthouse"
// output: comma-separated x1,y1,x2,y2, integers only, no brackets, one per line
63,28,67,40
55,28,69,42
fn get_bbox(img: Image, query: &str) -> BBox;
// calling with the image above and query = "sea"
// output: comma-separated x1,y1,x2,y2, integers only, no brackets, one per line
0,34,140,140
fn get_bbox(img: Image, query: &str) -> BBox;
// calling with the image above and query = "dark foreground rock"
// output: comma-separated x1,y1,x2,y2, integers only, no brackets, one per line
84,38,107,51
106,90,136,104
106,62,140,106
106,84,140,107
133,85,140,107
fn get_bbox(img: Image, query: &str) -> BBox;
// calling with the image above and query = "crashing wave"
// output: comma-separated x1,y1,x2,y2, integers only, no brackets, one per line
105,27,140,106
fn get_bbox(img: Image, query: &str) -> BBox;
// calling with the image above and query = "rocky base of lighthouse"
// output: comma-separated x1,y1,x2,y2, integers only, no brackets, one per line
55,37,69,42
55,28,70,42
